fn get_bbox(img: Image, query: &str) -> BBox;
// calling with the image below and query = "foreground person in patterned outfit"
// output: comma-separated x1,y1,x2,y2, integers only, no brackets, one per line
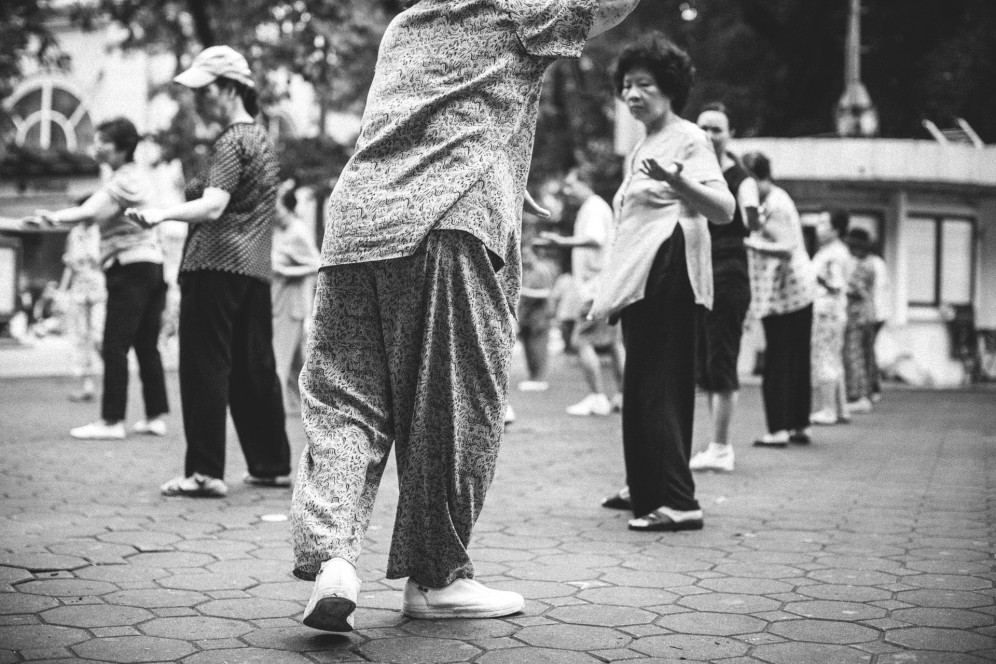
291,0,643,632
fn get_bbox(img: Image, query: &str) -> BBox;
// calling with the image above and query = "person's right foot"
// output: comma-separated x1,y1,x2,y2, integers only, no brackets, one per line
401,578,524,619
303,558,360,632
566,393,612,417
70,420,125,440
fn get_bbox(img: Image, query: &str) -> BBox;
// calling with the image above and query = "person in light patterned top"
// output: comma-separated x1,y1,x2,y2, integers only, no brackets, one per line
126,46,291,499
292,0,644,632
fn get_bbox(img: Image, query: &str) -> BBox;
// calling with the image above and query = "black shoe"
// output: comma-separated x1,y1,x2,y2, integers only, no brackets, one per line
789,431,811,444
601,491,631,510
752,438,788,448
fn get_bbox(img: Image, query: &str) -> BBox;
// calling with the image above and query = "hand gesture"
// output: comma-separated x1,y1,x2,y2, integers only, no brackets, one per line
523,190,551,219
21,210,57,228
640,158,683,184
125,207,164,229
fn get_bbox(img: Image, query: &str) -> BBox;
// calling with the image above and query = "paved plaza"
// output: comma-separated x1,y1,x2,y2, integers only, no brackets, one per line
1,349,995,663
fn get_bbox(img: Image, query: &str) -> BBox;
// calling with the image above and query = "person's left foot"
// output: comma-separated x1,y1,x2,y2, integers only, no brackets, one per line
303,558,360,631
401,578,524,619
628,507,704,532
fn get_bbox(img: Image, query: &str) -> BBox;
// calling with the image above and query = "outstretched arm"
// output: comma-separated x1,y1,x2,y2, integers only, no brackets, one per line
590,0,643,38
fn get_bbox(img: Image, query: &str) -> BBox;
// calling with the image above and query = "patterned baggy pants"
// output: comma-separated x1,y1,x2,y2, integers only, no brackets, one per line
292,230,514,588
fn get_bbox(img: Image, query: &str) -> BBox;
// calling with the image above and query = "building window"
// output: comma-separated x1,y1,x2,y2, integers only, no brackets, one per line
905,215,975,307
3,79,94,152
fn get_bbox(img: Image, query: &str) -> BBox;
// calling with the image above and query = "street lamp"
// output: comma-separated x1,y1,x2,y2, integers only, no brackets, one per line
836,0,879,137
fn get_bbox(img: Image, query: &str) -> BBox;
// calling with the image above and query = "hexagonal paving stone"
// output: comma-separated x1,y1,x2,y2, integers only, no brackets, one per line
125,552,217,568
198,598,300,619
905,574,992,591
71,635,195,662
0,553,88,573
890,607,995,628
0,566,33,586
41,604,153,628
697,577,794,595
0,624,89,649
402,618,519,639
769,619,878,644
806,569,898,586
159,572,258,592
678,592,780,614
784,600,887,621
577,586,676,608
516,624,630,651
598,569,697,588
876,652,993,664
359,636,481,663
239,625,353,651
477,647,602,664
47,541,137,563
751,641,873,664
74,565,169,583
15,579,118,597
140,616,254,640
710,563,803,579
0,592,60,614
547,604,656,627
895,589,993,609
885,627,996,652
655,611,766,636
797,584,892,602
183,648,317,664
906,560,993,575
630,634,748,660
105,588,210,608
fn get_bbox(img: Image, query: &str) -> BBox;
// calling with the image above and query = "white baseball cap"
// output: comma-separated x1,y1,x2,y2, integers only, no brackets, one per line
174,45,255,89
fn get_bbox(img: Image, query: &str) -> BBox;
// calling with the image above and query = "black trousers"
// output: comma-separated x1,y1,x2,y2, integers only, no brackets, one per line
179,271,290,480
101,262,169,422
760,305,813,433
620,228,700,517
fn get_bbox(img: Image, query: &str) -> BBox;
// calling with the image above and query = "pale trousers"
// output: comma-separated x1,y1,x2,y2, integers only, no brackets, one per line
291,230,514,588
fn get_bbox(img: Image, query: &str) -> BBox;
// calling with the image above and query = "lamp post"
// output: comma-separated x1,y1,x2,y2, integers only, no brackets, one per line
836,0,878,137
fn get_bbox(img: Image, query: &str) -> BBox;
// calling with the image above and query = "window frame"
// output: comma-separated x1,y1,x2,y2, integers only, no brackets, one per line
906,214,976,308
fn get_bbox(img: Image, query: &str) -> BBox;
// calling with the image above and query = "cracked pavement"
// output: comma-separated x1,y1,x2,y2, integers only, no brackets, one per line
1,352,994,663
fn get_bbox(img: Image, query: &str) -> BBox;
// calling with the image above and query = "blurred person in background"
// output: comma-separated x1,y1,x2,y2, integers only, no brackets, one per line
743,151,816,447
517,240,558,392
59,219,106,402
808,210,851,425
590,34,734,531
539,167,624,416
271,179,321,413
23,117,169,442
868,246,890,402
688,102,757,473
126,45,291,497
843,227,877,413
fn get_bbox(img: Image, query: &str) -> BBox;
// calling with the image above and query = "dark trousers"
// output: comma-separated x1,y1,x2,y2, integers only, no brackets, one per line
179,271,290,480
761,305,813,433
620,229,700,517
101,262,169,422
519,321,550,381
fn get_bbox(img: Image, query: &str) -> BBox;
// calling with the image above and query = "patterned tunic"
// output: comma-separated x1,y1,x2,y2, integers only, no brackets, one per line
181,123,279,283
320,0,597,307
747,186,815,320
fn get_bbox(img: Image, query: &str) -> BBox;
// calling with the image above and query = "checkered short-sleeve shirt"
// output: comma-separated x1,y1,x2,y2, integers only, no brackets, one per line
181,123,278,283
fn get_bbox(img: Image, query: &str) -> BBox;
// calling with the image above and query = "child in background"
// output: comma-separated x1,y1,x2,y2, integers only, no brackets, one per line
61,221,106,401
517,242,557,392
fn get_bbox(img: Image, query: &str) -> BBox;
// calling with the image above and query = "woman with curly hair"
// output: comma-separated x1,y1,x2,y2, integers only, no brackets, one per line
591,33,734,532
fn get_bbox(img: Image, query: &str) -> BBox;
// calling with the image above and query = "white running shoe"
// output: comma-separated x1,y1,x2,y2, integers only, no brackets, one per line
566,393,612,417
402,578,524,619
689,443,735,472
846,397,873,414
517,380,549,392
160,473,228,498
70,420,126,440
132,417,167,436
303,558,360,632
809,409,837,425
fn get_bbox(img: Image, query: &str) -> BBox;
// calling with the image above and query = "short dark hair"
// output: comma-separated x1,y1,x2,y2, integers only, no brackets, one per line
829,209,849,237
742,151,772,181
215,76,260,117
95,117,140,162
699,101,729,117
613,33,695,114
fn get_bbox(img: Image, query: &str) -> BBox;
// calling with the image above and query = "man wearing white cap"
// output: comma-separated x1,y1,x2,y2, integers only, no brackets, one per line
290,0,643,633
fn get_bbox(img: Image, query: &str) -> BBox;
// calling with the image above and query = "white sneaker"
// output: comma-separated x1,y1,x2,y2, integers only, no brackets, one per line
504,405,516,425
517,380,549,392
689,443,734,472
302,558,360,632
847,397,873,414
133,417,167,436
70,421,126,440
160,473,228,498
809,409,837,425
566,393,612,417
402,578,524,619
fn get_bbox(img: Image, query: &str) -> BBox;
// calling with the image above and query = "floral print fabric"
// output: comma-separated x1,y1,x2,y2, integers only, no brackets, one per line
292,230,514,587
